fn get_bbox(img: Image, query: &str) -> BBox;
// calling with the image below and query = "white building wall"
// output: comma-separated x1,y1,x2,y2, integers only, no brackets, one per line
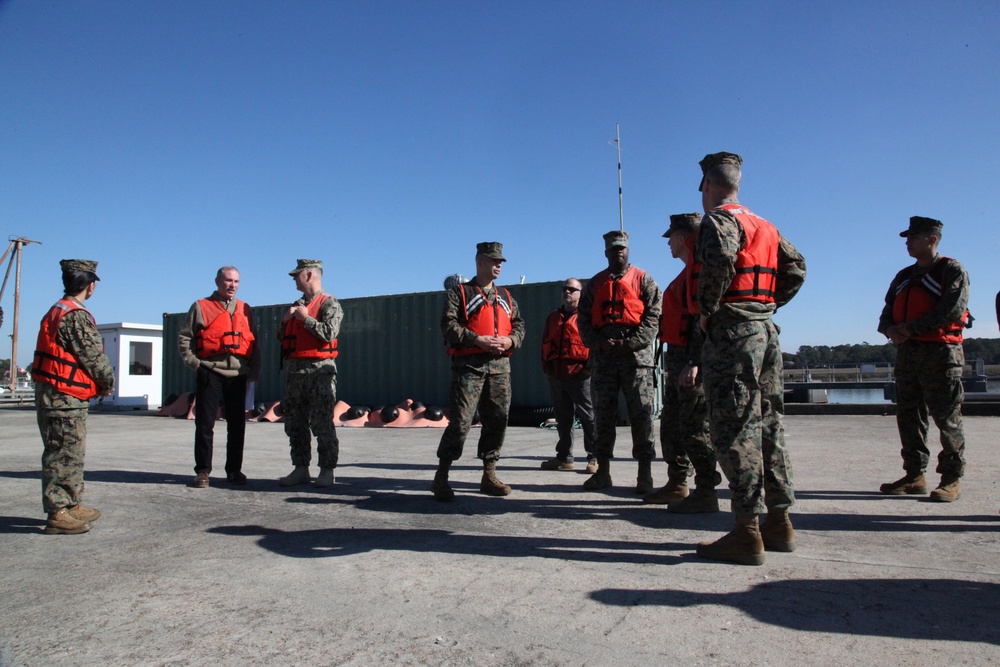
97,323,163,410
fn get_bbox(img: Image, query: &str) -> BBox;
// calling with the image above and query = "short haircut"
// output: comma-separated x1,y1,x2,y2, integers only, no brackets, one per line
216,266,239,279
62,270,96,295
707,163,741,190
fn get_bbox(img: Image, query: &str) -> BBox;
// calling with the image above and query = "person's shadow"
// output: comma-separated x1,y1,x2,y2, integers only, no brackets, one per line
208,524,691,566
590,578,1000,644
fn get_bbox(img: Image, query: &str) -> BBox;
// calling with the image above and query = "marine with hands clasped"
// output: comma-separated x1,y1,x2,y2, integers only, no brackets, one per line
431,242,526,501
32,259,116,535
643,213,721,513
878,216,970,502
694,152,806,566
278,259,344,488
577,231,662,494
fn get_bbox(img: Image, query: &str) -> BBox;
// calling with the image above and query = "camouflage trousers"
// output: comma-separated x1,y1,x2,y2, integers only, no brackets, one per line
283,370,339,469
894,342,965,477
591,358,656,461
660,352,719,489
702,319,793,515
437,366,511,462
37,407,88,513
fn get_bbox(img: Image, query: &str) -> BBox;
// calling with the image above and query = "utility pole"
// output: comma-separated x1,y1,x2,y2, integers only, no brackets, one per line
0,237,42,391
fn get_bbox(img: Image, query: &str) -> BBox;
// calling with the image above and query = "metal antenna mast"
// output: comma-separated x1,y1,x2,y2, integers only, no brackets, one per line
615,123,624,232
0,237,42,391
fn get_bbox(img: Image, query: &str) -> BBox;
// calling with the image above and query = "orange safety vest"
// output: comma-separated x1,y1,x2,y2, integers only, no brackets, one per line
591,266,646,328
716,203,779,304
448,284,514,357
281,294,339,359
31,298,100,400
660,266,698,347
892,257,970,344
541,308,589,364
195,298,255,359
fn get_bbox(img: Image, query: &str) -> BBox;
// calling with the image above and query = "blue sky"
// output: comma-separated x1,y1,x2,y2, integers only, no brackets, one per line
2,0,998,368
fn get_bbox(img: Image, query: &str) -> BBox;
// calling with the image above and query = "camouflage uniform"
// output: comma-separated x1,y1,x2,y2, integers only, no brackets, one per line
661,340,718,488
437,283,525,462
282,292,343,469
697,198,806,515
878,254,969,478
35,298,115,514
577,260,661,462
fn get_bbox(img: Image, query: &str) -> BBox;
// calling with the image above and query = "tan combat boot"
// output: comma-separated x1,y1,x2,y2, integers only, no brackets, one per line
432,459,455,501
67,503,102,523
643,477,689,505
540,458,575,470
635,459,654,495
879,473,926,495
585,457,599,474
696,513,765,566
667,486,719,514
44,508,92,535
279,466,311,487
759,508,795,552
929,475,961,502
314,468,336,488
480,460,511,496
583,458,612,490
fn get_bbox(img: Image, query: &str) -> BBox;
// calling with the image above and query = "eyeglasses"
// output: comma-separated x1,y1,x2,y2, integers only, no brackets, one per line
562,286,580,293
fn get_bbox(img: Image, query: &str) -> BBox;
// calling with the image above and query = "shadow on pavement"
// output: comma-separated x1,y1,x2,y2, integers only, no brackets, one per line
590,578,1000,644
207,523,693,566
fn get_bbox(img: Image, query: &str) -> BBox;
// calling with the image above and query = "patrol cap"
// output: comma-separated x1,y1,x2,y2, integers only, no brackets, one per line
603,230,629,249
289,259,322,276
476,242,506,262
698,151,743,191
899,216,943,238
59,259,100,281
663,212,702,238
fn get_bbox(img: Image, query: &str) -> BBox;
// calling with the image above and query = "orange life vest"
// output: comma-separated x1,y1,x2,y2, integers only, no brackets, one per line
448,284,514,357
716,203,779,304
892,257,970,344
541,308,589,365
660,266,698,347
195,298,255,358
31,298,100,400
591,266,646,328
281,294,339,359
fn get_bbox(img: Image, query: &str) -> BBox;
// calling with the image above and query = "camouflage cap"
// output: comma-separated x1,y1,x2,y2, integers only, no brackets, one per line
476,242,506,262
59,259,100,280
899,216,943,238
698,151,743,191
289,259,323,276
603,230,629,249
663,212,702,238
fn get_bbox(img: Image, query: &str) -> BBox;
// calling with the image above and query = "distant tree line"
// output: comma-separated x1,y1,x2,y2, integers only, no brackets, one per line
784,338,1000,367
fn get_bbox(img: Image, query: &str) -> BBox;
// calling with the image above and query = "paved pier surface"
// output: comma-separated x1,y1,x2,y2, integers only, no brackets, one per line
1,408,998,666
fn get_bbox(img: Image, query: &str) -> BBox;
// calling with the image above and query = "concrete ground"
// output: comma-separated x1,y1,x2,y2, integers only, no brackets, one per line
1,407,998,666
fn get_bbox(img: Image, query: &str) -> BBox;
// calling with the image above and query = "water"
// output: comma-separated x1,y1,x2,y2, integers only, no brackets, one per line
826,380,1000,405
827,388,889,405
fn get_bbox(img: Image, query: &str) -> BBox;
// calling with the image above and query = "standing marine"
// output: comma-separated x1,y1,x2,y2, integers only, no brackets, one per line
577,231,662,494
878,216,970,502
695,152,806,565
32,259,115,534
278,259,344,488
644,213,720,513
431,242,525,501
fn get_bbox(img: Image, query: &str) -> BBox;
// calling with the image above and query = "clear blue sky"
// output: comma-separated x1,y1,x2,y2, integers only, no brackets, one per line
2,0,998,368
